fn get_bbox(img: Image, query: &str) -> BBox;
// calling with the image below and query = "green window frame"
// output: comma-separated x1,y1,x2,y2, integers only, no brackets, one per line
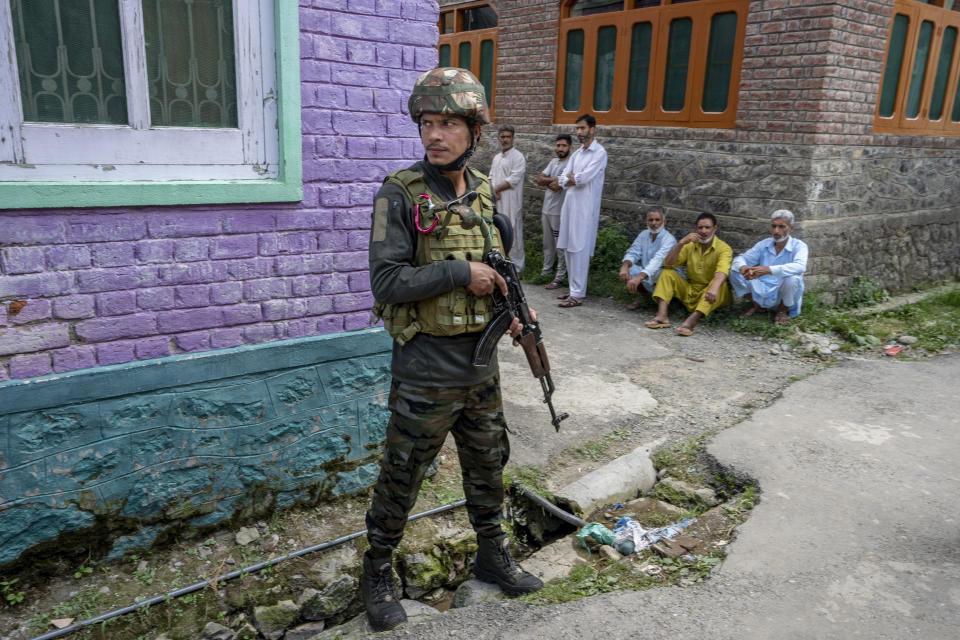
0,1,301,210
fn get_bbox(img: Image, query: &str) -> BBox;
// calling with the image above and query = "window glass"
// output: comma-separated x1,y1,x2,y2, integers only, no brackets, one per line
663,17,692,112
594,25,617,111
458,41,472,72
439,44,451,67
929,26,956,120
462,6,497,31
563,29,585,111
702,12,737,113
440,11,455,34
12,0,127,124
480,39,495,105
627,21,652,111
878,13,909,118
905,19,934,119
570,1,624,17
143,0,237,128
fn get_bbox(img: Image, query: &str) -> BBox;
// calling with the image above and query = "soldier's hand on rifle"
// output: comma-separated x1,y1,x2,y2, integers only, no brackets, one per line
467,262,508,297
509,308,537,345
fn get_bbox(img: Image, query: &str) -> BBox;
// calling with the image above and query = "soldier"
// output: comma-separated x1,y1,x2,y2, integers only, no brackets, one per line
364,68,543,632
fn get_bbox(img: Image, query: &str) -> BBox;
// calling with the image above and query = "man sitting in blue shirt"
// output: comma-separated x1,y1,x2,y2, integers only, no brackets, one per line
618,206,677,310
730,209,809,324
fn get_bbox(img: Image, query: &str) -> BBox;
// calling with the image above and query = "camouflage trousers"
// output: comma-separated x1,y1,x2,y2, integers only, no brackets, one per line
365,376,510,554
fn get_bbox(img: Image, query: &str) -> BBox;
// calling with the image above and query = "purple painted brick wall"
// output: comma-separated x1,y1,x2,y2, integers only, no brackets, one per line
0,2,439,380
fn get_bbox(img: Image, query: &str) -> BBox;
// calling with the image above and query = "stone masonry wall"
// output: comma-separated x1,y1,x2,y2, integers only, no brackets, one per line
0,1,440,381
477,0,960,296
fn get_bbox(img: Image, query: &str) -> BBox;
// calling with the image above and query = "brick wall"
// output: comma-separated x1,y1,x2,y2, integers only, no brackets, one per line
0,1,440,382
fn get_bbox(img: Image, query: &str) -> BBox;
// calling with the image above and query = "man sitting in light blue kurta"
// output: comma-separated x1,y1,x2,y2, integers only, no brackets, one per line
730,209,809,324
618,206,677,310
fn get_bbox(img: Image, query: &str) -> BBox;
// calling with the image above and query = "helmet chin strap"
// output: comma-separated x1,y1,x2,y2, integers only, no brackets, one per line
436,138,476,172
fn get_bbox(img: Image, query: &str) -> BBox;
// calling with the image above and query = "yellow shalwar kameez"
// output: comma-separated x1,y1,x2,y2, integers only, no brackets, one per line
653,238,733,316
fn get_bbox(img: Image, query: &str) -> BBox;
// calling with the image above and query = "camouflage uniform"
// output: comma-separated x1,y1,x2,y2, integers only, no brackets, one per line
365,68,506,556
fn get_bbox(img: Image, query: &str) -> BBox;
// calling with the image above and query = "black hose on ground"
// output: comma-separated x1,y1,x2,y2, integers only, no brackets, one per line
515,485,587,528
29,500,468,640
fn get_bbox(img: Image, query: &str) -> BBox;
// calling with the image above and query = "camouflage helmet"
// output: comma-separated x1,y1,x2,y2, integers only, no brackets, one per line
408,67,491,125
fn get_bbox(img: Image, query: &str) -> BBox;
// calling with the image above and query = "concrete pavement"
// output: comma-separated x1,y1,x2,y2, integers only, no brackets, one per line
390,354,960,639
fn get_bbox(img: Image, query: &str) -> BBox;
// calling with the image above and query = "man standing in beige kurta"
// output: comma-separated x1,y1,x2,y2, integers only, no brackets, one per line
489,124,526,271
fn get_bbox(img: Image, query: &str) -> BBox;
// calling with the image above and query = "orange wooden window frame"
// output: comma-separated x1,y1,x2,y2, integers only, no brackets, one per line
555,0,747,128
438,3,498,119
874,0,960,136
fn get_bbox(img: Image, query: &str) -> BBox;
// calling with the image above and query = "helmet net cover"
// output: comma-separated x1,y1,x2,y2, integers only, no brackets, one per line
408,67,491,125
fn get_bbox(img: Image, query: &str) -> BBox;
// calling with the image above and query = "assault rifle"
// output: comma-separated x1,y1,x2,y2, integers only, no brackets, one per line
472,249,569,431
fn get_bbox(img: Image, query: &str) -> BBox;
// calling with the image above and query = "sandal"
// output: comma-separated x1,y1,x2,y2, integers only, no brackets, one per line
676,326,694,336
626,300,644,311
558,297,583,308
738,304,764,319
774,310,790,325
644,320,671,329
544,280,564,290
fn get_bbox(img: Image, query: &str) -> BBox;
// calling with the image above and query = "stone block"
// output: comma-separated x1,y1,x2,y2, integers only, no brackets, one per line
0,324,70,356
319,355,391,403
266,368,327,416
53,295,95,319
0,502,96,566
451,579,504,608
555,445,658,515
518,536,587,584
174,285,211,308
46,245,92,270
8,352,53,378
1,246,46,274
91,242,136,267
298,574,357,620
8,403,102,464
8,299,52,324
210,235,259,260
51,346,97,373
170,380,271,428
284,622,326,640
156,307,223,334
76,313,158,342
254,600,299,640
43,435,132,494
653,477,720,509
104,524,165,561
95,291,137,316
332,463,379,496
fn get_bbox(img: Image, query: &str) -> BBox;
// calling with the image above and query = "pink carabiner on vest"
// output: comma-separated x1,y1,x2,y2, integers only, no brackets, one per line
414,193,438,234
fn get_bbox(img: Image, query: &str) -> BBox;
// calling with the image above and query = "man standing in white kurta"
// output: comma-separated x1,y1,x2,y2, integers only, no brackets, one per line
557,114,608,308
489,124,527,271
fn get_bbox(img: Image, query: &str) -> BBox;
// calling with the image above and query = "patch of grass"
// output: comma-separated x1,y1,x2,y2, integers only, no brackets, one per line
713,283,960,354
723,485,757,525
32,587,105,632
419,475,465,506
521,549,724,605
1,578,24,607
504,464,551,497
840,275,890,308
570,428,631,462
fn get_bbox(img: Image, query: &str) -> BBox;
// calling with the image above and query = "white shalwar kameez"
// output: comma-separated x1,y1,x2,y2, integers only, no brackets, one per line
557,140,608,300
489,147,527,270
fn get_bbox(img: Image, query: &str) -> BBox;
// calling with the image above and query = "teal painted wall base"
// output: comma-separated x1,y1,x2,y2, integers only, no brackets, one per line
0,329,393,568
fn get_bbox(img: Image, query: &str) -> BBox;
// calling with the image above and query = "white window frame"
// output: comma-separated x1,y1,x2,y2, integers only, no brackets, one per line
0,0,278,183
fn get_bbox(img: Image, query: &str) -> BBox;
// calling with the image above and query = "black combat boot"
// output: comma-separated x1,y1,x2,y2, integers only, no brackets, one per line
361,550,407,631
473,534,543,595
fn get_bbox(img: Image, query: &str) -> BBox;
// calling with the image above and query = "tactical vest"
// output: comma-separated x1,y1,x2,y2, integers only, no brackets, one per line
373,167,504,345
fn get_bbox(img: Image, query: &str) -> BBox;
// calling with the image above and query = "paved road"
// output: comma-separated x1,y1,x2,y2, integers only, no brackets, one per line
389,354,960,639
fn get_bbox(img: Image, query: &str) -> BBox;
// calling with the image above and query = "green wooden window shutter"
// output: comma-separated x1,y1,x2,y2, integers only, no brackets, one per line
878,13,910,118
929,26,956,121
564,29,585,111
702,12,737,113
906,20,934,119
663,17,692,112
627,22,652,111
594,25,617,111
439,44,451,67
480,39,494,106
459,41,472,71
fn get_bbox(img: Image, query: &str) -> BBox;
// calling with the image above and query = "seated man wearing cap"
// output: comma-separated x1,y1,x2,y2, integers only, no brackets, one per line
729,209,809,324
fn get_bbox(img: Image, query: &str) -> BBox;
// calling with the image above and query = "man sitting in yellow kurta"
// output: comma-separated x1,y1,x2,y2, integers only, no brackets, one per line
645,212,732,336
